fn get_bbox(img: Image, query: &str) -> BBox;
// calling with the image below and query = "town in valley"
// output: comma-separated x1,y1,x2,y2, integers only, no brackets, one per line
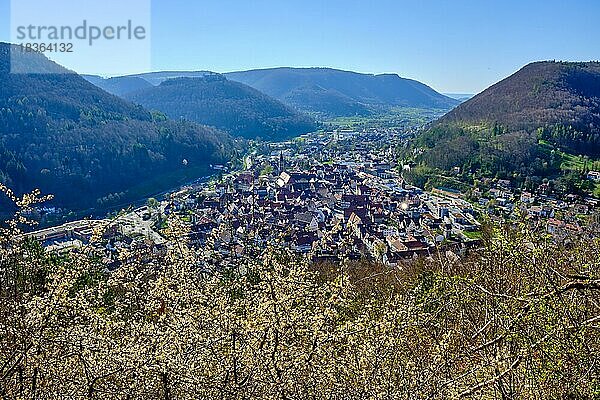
25,125,600,269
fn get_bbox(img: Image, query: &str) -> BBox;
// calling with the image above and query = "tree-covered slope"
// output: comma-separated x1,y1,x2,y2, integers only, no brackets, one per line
439,62,600,133
125,75,317,140
225,67,459,117
0,43,234,210
412,62,600,184
126,71,216,86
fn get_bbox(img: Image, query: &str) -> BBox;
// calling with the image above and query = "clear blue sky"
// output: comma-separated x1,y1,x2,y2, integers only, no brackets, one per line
1,0,599,93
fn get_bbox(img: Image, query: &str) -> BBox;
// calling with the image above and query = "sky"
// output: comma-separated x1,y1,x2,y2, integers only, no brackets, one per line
1,0,599,93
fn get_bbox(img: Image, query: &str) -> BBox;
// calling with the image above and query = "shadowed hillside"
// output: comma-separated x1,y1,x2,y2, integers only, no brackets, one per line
126,75,317,140
0,43,234,210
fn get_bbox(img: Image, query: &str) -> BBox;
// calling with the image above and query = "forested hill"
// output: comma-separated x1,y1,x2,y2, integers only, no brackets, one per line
127,71,217,86
0,43,234,210
438,61,600,146
84,72,224,96
225,67,459,117
125,75,317,140
411,62,600,184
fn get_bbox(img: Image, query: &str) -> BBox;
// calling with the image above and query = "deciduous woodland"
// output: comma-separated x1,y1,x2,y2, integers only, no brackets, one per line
1,186,599,399
125,76,318,141
0,43,235,209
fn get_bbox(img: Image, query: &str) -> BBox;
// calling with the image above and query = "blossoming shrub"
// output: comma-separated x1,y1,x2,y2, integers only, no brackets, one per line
1,186,599,398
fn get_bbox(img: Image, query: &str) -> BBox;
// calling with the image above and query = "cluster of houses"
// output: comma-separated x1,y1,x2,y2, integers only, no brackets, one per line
24,209,168,269
168,167,480,266
162,130,482,266
24,130,598,268
468,177,598,238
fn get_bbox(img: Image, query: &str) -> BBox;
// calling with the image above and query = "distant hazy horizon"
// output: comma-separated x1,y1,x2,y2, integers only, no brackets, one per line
85,67,480,95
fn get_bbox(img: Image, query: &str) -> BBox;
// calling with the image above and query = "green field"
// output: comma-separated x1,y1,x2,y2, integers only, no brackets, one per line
463,230,483,240
539,140,600,172
324,107,449,129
